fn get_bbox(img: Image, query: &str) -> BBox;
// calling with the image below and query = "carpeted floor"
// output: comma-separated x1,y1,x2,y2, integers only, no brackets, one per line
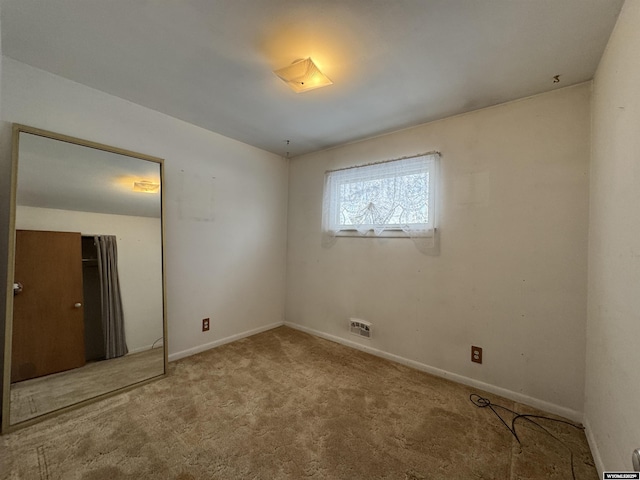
10,347,164,425
0,326,597,480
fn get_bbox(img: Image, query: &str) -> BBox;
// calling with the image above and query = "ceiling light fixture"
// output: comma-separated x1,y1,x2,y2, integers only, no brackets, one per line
274,57,333,93
133,180,160,193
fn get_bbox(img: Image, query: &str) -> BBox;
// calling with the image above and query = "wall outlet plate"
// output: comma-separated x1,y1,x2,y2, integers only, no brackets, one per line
202,318,210,332
471,346,483,364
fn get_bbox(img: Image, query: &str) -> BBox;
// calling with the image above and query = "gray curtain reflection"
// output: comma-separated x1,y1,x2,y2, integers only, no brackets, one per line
94,235,128,359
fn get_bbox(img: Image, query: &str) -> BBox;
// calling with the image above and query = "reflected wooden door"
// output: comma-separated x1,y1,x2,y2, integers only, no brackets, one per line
11,230,86,383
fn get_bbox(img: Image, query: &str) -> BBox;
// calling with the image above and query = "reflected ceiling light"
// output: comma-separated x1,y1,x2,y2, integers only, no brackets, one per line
133,180,160,193
273,57,333,93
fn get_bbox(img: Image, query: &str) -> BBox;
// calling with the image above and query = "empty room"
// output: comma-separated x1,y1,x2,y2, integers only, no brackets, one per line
0,0,638,478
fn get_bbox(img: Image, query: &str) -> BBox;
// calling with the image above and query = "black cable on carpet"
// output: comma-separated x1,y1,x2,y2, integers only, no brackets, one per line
470,393,585,480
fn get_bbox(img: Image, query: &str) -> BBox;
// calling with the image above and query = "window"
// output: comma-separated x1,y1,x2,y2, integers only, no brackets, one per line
322,153,439,239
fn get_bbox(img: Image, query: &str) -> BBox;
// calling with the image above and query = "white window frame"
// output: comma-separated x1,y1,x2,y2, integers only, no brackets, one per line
322,152,439,238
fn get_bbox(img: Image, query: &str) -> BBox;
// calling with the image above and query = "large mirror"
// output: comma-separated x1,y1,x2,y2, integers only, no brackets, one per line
2,124,167,432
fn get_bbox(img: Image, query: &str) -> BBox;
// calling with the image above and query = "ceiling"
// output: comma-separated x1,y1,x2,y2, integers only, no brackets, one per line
1,0,625,158
17,131,161,218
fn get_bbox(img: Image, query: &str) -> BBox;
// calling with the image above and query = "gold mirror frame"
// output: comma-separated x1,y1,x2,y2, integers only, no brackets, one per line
2,124,168,433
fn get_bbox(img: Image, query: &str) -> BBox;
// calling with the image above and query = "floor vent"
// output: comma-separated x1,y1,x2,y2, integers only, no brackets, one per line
349,318,372,339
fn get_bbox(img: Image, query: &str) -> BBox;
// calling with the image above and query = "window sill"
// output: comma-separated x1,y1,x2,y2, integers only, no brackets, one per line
333,228,435,239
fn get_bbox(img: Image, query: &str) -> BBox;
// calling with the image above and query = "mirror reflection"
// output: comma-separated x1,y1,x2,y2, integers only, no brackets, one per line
7,128,166,427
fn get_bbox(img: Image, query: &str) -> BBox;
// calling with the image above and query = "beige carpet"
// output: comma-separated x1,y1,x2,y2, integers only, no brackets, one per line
10,347,164,425
0,326,597,480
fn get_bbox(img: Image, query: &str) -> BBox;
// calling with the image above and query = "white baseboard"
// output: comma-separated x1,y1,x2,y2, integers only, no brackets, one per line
284,322,584,423
583,416,604,476
168,322,284,362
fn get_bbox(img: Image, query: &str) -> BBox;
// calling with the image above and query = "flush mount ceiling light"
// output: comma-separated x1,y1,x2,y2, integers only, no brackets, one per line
273,57,333,93
133,180,160,193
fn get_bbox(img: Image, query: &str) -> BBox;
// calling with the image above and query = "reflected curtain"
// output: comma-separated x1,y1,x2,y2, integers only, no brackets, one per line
95,235,128,359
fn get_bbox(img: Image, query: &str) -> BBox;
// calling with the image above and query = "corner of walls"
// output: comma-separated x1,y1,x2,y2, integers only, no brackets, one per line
281,154,292,326
169,321,284,362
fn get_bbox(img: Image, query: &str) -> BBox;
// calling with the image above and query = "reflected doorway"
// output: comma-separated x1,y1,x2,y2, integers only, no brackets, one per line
82,236,105,362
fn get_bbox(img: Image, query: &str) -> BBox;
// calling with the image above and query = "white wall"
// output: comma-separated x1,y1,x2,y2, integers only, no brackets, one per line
286,84,591,417
586,0,640,473
0,57,289,359
15,206,163,353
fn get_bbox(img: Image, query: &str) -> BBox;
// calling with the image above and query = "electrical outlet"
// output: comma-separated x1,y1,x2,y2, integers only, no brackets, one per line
202,318,210,332
471,346,483,364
